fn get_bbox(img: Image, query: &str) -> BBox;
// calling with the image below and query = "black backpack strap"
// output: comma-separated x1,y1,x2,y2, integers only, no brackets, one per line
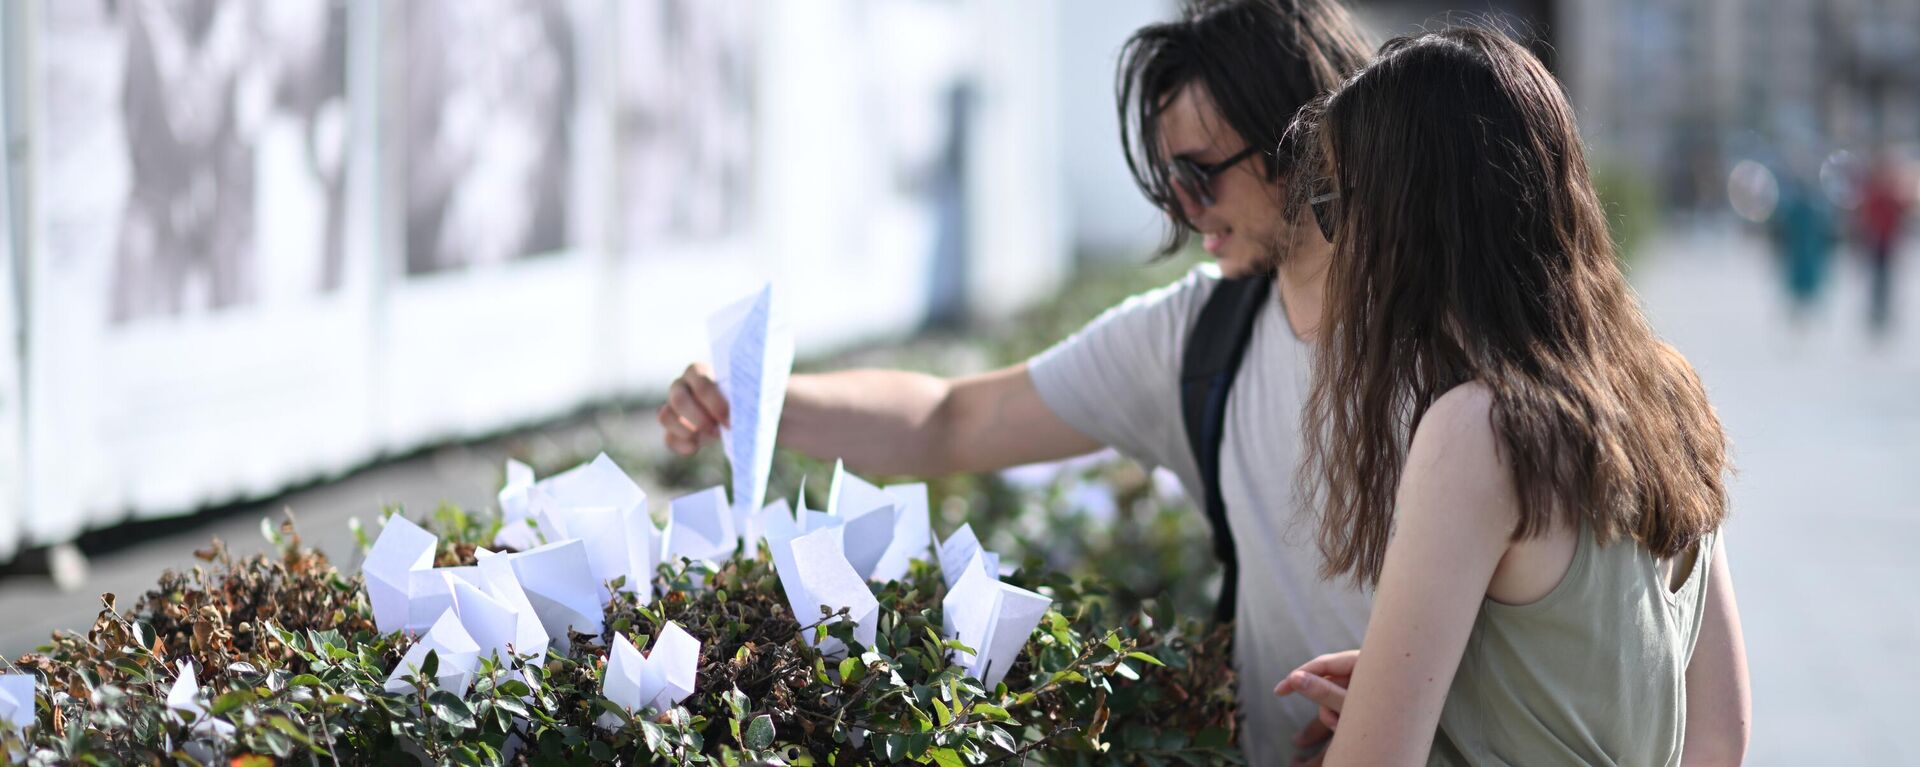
1179,276,1272,625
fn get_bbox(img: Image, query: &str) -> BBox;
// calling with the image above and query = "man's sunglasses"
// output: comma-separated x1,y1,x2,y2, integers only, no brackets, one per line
1307,175,1340,241
1169,146,1262,209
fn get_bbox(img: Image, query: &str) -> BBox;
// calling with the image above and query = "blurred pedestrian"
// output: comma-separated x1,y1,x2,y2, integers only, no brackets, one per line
1769,170,1836,327
1857,150,1910,339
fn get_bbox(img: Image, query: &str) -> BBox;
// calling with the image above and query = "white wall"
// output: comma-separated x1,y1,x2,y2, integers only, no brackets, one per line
1055,0,1174,260
0,0,1068,561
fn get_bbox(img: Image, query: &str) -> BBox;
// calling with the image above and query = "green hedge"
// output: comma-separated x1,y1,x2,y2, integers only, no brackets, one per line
3,498,1238,765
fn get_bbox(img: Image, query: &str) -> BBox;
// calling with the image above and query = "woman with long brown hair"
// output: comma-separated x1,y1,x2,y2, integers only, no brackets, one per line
1270,28,1751,765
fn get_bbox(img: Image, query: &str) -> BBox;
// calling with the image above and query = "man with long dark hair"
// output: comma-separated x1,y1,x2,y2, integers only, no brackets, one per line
660,2,1373,761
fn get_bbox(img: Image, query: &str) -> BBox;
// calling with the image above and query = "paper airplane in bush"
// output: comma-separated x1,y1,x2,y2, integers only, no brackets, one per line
496,459,538,550
766,525,879,658
753,485,843,544
942,551,1051,689
474,548,553,661
165,660,236,738
708,283,795,548
663,486,737,565
496,539,605,648
0,673,34,735
535,503,660,604
384,609,484,696
599,621,701,727
364,515,439,635
825,463,933,583
496,453,649,552
405,565,487,634
936,524,999,590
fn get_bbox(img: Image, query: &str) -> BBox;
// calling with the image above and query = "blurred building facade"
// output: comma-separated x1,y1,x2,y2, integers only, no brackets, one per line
1562,0,1920,210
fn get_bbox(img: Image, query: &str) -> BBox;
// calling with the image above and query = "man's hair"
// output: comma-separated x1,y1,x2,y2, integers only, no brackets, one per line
1117,0,1373,256
1290,28,1730,585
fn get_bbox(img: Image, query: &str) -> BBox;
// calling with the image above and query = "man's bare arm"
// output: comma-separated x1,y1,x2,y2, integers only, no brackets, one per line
658,362,1103,476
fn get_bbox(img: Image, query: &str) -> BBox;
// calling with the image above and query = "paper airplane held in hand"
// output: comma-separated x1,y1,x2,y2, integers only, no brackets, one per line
598,621,701,728
708,284,795,549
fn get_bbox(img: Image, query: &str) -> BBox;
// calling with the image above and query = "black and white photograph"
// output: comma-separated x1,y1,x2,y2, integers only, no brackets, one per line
400,0,580,276
617,0,756,252
42,0,350,325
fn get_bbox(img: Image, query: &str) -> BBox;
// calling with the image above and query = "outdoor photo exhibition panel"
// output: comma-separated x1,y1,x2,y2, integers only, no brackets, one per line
26,0,372,544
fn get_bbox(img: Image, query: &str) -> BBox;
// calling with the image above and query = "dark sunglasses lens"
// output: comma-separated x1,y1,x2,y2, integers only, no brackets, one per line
1171,160,1213,208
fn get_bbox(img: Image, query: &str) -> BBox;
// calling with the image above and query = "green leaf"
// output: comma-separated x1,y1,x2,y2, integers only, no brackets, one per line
1126,651,1166,667
929,747,965,767
931,697,953,727
839,655,866,685
209,690,256,717
428,690,477,729
744,714,775,751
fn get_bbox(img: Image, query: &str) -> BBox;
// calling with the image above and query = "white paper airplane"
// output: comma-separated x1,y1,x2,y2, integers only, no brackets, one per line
765,526,879,658
501,539,605,649
708,284,795,548
496,459,538,550
164,660,236,737
0,673,35,735
599,621,701,727
936,524,999,590
662,486,737,565
384,609,484,696
363,515,439,635
941,551,1051,689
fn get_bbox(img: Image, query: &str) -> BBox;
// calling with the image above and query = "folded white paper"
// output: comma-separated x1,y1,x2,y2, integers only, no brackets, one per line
0,673,34,735
165,660,236,737
936,524,999,590
873,483,932,583
766,526,879,657
753,494,846,550
504,539,606,648
941,552,1052,689
405,566,487,634
599,621,701,726
501,453,649,551
384,609,484,696
475,550,553,661
828,462,899,581
446,576,527,664
708,284,795,545
663,486,737,564
364,515,439,635
536,504,660,603
496,459,538,550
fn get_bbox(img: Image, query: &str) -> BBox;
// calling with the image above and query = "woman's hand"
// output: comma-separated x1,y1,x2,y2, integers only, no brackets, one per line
1276,650,1358,733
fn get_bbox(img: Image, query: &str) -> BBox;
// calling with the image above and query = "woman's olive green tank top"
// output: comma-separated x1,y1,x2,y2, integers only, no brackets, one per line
1428,524,1717,766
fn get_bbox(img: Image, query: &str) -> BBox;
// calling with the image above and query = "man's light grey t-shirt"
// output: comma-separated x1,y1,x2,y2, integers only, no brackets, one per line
1027,264,1372,766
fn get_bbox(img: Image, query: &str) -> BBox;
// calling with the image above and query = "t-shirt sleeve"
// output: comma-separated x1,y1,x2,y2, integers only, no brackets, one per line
1026,266,1217,479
